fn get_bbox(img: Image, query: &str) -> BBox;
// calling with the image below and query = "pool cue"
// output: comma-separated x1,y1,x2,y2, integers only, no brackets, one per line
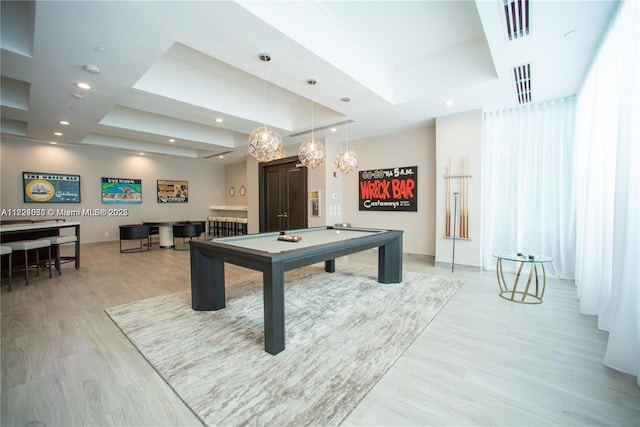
460,158,466,238
452,192,459,273
445,160,451,237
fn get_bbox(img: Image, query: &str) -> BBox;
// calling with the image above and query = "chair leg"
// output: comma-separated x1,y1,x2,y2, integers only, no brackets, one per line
24,250,30,286
47,246,52,278
8,253,12,292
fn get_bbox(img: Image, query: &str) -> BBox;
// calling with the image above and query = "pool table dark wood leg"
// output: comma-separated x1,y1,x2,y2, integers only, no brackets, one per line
378,235,403,283
324,259,335,273
190,246,226,311
263,262,285,355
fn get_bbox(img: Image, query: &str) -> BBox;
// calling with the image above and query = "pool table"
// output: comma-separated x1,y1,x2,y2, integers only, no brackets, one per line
189,226,403,355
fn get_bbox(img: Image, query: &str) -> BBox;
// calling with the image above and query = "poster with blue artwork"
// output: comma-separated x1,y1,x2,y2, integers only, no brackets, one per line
102,177,142,203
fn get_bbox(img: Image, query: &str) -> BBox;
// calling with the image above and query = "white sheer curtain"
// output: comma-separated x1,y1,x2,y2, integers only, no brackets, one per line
482,97,576,279
574,0,639,382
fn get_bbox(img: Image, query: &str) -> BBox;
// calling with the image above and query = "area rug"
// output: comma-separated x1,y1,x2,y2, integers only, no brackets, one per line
105,262,464,426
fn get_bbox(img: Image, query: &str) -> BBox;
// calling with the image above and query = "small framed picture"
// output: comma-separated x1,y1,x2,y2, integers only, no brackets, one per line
309,190,320,217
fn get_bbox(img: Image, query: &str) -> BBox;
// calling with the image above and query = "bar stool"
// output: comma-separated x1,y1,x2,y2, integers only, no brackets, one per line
38,235,78,275
235,218,248,235
6,239,52,286
1,245,13,291
214,217,226,237
207,216,216,236
225,217,237,236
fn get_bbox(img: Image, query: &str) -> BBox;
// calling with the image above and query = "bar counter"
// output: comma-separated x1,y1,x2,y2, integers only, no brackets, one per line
1,220,81,272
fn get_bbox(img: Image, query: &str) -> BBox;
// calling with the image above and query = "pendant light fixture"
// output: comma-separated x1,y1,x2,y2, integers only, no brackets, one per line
298,79,327,168
248,53,282,162
335,96,359,174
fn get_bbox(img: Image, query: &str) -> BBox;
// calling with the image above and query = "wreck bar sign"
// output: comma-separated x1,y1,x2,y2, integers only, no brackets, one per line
359,166,418,211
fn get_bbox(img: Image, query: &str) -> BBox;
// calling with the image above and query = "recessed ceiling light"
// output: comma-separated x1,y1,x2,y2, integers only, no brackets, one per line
218,155,224,159
139,152,145,156
330,128,337,132
49,141,58,145
84,64,101,74
215,118,224,123
53,132,63,136
75,82,92,90
59,120,70,125
443,100,454,106
169,138,175,143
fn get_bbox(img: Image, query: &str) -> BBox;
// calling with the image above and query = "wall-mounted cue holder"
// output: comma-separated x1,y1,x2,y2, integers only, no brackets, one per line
443,158,472,240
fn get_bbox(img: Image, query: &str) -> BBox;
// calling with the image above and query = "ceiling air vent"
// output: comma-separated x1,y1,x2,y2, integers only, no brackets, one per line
503,0,530,40
513,63,532,104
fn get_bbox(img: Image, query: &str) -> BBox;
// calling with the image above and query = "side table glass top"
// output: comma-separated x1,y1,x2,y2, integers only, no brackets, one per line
492,251,553,263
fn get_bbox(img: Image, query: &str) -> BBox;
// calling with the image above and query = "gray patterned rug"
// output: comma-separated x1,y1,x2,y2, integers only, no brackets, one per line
106,262,464,427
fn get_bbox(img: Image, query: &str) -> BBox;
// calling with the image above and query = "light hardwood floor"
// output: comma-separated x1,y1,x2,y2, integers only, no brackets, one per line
1,242,638,426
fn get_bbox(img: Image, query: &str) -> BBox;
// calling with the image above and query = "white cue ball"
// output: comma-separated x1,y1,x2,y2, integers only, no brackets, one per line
335,230,340,235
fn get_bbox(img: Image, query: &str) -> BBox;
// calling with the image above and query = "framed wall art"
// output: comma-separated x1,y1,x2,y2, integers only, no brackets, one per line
358,166,417,212
157,179,188,203
309,190,320,217
23,171,81,203
102,177,142,204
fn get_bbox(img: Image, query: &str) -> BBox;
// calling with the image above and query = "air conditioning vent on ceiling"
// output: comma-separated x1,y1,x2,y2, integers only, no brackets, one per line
503,0,530,40
513,63,532,104
202,150,233,159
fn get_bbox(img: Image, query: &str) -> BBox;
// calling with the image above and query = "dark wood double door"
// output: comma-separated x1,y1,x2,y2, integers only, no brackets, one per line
259,156,307,232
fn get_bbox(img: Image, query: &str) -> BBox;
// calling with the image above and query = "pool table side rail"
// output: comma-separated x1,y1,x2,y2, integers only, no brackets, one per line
189,227,402,274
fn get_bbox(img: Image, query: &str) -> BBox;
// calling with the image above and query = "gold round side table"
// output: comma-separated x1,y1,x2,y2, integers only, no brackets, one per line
492,252,554,304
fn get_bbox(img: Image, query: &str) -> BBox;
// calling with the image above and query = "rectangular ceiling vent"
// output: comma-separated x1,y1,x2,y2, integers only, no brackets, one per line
513,63,532,104
288,120,354,138
202,150,233,159
503,0,530,40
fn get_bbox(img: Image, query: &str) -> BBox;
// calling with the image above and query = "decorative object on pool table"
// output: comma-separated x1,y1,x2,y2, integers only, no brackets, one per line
23,171,81,203
358,166,417,211
277,234,302,242
156,179,188,203
443,158,471,238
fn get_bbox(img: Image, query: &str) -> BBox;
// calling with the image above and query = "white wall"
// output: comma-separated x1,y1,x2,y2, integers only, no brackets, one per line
435,110,483,268
224,161,247,206
0,138,225,244
339,125,437,256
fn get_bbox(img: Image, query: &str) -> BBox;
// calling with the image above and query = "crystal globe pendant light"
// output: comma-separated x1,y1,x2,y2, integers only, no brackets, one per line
335,96,359,174
298,79,327,168
248,53,282,162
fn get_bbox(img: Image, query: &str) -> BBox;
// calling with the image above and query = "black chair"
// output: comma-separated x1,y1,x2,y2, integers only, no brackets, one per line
119,224,150,253
147,225,159,246
190,220,206,239
172,223,200,250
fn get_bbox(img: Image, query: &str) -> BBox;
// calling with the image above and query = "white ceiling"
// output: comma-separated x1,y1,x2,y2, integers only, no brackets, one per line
0,0,619,164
